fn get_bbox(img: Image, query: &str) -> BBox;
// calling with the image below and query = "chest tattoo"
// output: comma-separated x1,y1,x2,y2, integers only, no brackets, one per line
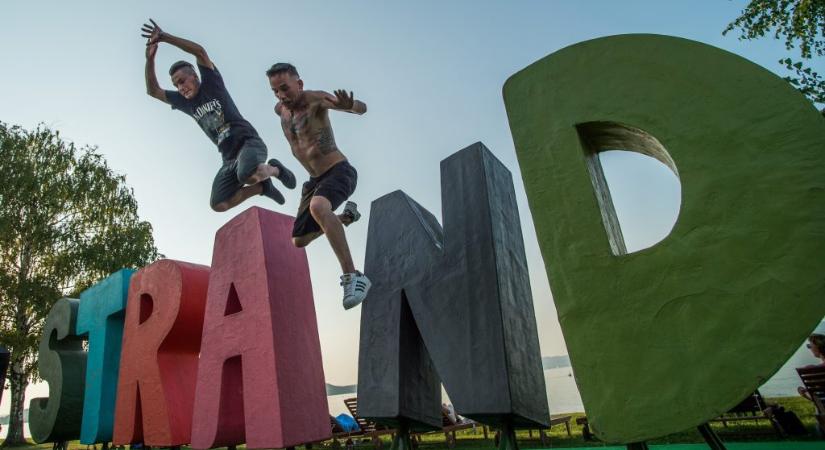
316,126,337,154
288,113,309,139
284,109,337,155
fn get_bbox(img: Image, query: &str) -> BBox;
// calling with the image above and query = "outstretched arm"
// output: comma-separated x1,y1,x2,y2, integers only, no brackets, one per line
320,90,367,115
141,19,214,69
144,43,168,102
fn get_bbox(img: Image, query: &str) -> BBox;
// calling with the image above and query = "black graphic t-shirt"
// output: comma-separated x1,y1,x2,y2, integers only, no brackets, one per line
165,64,259,159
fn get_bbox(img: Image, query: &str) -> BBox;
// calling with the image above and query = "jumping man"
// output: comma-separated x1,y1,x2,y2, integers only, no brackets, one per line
142,19,295,211
266,63,371,309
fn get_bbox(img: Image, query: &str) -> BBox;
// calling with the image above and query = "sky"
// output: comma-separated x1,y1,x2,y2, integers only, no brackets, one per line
1,0,823,415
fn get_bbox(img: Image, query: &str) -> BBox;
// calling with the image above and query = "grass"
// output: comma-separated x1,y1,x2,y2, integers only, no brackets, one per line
0,397,820,450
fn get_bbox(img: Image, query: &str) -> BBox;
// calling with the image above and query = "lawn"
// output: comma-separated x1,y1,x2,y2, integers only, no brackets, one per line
1,397,820,450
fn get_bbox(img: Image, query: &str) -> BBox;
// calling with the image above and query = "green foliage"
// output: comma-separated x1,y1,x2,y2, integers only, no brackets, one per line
724,0,825,106
781,57,825,103
0,122,160,444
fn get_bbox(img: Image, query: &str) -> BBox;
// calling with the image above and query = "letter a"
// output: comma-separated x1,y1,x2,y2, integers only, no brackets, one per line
191,207,329,449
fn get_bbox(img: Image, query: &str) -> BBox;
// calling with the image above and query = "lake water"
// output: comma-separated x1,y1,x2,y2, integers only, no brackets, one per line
327,351,819,419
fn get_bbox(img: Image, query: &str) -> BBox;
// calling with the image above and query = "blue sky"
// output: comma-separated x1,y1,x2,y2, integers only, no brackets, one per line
1,0,822,413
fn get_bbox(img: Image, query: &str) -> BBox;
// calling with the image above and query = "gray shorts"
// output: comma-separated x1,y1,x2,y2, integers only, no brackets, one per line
210,137,267,208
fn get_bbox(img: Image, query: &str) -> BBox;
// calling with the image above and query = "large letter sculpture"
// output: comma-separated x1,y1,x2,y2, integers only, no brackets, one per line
29,298,87,443
503,34,825,443
77,269,134,444
191,207,329,449
358,143,549,449
113,260,210,446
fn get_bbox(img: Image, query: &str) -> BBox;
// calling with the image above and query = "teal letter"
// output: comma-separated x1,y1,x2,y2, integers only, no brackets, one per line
77,269,134,444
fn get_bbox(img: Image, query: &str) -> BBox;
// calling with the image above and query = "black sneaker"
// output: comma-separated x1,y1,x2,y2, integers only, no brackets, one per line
268,159,296,189
260,179,285,204
341,201,361,226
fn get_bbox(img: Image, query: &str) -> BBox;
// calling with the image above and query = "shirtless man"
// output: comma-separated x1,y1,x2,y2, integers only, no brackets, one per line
266,62,370,309
141,19,295,211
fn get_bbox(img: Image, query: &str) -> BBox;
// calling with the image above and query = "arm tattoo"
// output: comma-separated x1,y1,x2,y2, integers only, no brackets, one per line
315,126,338,155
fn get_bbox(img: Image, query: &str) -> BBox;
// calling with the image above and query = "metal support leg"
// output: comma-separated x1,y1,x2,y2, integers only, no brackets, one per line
697,423,727,450
497,420,519,450
390,419,414,450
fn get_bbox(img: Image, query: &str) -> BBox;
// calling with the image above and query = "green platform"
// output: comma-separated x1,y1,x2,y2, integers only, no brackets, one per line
526,443,822,450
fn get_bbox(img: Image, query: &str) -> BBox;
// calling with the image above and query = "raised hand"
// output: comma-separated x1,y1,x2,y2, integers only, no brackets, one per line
333,89,355,110
145,42,158,59
140,19,164,45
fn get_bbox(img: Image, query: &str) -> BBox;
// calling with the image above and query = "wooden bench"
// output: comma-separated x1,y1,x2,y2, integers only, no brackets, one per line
494,414,573,446
343,397,397,449
707,389,784,436
575,416,595,441
530,415,573,445
437,409,478,448
797,365,825,432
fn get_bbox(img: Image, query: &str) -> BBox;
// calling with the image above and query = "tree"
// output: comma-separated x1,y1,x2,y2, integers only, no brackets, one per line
0,123,160,445
724,0,825,107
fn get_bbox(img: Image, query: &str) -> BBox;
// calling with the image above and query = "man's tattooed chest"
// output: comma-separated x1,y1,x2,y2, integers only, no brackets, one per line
286,112,310,138
283,110,337,155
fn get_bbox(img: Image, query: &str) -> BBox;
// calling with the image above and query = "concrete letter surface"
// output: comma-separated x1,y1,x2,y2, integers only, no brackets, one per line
29,298,86,443
113,260,209,446
191,207,329,449
503,34,825,442
77,269,134,444
358,143,549,430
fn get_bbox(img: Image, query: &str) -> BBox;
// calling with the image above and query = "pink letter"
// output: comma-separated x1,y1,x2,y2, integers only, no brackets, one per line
191,207,330,449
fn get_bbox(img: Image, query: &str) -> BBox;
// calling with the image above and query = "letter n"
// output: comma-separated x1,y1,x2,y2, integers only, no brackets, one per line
112,260,210,446
358,143,549,431
191,207,330,449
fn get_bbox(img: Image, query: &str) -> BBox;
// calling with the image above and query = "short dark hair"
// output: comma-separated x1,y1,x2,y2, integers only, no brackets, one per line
810,334,825,354
266,62,299,78
169,60,195,76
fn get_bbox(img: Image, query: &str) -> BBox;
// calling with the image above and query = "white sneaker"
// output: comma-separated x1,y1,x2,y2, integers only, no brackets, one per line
341,271,371,310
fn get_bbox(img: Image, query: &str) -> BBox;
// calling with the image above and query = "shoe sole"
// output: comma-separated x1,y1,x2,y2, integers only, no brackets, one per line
261,181,285,204
343,277,371,310
343,297,364,310
269,159,296,189
343,202,361,226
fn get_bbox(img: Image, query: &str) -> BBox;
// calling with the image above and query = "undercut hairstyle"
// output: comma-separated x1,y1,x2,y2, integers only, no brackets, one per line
169,60,196,76
266,62,299,78
810,334,825,354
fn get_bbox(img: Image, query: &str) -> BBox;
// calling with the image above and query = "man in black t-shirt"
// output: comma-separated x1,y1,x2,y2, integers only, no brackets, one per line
141,19,295,211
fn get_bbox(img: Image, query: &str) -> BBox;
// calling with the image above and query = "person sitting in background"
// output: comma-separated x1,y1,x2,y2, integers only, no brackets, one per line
441,402,477,431
797,333,825,401
442,403,459,424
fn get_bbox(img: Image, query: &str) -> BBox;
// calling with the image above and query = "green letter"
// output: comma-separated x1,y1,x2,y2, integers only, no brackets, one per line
504,34,825,443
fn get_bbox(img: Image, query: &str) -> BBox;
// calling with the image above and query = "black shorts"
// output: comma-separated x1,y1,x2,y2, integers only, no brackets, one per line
210,137,267,208
293,161,358,237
